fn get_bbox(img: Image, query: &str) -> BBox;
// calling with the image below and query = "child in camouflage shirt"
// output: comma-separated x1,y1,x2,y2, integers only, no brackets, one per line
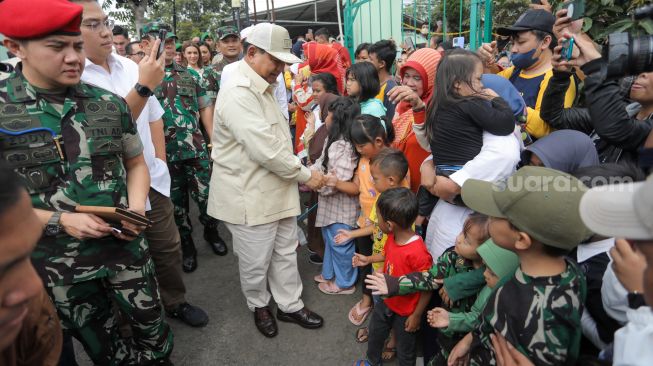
426,240,519,366
447,167,589,366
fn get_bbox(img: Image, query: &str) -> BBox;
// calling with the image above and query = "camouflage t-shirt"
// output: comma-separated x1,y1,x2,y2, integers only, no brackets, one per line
470,258,586,366
0,69,147,287
155,62,211,162
203,58,231,105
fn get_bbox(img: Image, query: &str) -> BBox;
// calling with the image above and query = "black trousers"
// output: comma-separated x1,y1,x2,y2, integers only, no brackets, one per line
367,300,417,366
356,236,374,296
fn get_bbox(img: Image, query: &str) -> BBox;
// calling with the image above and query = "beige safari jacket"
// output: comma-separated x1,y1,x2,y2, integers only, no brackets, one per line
208,60,311,226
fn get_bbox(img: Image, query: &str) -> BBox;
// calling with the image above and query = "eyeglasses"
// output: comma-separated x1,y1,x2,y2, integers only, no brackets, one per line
82,19,115,33
128,51,145,58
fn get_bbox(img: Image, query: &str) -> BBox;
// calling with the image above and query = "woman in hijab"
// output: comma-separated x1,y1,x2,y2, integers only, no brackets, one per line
521,129,600,173
293,42,345,151
388,48,442,192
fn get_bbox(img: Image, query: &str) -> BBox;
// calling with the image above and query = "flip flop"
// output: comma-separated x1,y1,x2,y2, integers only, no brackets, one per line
318,281,356,295
355,327,369,343
313,274,328,283
348,300,372,326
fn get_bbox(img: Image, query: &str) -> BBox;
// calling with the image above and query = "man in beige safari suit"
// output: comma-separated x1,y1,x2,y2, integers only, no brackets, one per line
208,23,325,338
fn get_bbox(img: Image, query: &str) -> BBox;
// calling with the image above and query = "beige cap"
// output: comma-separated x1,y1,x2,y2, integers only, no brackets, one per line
246,23,302,64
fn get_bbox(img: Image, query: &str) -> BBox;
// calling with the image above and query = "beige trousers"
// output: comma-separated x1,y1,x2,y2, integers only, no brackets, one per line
225,217,304,313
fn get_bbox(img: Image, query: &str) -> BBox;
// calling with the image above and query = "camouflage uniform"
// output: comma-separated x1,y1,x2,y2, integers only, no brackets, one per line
0,68,173,365
155,61,215,255
469,258,586,366
201,65,222,105
393,248,479,363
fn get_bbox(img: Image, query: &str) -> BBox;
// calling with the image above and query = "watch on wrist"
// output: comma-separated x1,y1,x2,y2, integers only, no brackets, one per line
45,211,63,237
134,83,154,98
628,291,646,309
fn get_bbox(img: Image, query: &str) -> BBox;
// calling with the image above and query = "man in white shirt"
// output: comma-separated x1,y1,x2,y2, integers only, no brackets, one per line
77,0,208,327
210,23,325,338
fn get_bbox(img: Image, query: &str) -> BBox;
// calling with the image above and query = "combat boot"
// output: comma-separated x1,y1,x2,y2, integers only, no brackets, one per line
181,237,198,273
204,221,228,256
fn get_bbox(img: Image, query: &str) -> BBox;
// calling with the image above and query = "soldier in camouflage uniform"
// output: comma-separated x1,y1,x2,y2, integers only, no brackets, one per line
141,22,227,273
0,0,173,364
205,26,242,104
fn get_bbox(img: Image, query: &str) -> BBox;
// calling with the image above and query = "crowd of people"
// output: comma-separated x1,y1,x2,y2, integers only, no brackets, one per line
1,0,653,365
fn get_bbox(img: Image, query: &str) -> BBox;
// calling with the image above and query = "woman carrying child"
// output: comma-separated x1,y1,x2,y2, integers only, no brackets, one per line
387,47,442,193
413,49,521,258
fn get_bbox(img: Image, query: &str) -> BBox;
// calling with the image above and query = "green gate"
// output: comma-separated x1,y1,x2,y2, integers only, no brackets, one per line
343,0,494,57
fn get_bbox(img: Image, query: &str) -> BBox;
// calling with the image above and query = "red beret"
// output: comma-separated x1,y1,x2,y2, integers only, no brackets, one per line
0,0,83,39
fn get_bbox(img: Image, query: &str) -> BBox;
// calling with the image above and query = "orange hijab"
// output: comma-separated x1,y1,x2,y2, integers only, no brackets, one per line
301,42,345,94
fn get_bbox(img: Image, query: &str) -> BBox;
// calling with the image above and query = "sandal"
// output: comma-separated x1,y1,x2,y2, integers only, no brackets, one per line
355,327,369,343
348,300,372,326
313,274,328,283
318,281,356,295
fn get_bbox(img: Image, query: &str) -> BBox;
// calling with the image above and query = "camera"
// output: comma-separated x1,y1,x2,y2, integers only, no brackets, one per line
605,2,653,77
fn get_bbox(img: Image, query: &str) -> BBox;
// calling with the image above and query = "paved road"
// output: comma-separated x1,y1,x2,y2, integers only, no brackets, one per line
74,203,427,365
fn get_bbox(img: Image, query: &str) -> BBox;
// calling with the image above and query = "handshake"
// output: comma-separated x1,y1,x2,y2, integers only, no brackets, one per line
304,169,338,191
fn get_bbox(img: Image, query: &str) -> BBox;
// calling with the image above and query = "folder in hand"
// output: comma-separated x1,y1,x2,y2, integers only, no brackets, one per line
75,206,152,228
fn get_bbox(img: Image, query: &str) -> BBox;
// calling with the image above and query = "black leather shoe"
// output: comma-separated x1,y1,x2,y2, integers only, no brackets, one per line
181,238,198,273
182,254,197,273
277,307,323,329
167,302,209,327
254,306,278,338
204,224,228,256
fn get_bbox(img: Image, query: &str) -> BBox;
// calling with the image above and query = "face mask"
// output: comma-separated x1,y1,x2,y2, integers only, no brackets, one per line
510,47,539,69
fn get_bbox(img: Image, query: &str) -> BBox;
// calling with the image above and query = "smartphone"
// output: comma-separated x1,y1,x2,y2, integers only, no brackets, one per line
403,36,416,52
560,38,574,61
308,28,313,34
563,0,585,20
452,36,465,48
156,29,167,59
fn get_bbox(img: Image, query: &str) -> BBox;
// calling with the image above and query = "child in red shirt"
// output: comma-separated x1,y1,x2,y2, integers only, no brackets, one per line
354,188,433,366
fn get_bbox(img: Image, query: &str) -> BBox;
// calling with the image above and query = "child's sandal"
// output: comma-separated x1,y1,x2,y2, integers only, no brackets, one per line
348,300,372,326
355,327,369,343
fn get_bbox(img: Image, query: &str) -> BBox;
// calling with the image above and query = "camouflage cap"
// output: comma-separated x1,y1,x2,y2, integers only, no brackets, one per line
217,26,239,40
140,21,172,38
461,166,592,250
200,32,213,42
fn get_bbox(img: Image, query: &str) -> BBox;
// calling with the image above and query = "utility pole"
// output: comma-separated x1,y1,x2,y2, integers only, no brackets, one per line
172,0,177,35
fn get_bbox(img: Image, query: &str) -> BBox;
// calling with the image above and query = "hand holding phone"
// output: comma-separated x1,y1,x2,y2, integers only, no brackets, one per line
156,29,167,60
563,0,585,20
560,38,574,61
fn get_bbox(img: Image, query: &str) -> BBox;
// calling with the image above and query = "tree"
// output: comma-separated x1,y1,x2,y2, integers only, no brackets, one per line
101,0,153,38
149,0,232,41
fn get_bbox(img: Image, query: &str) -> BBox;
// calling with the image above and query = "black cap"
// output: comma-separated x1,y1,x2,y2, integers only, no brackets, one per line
496,9,555,36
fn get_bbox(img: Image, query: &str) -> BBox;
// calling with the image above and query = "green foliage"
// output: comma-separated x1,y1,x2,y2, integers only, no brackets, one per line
414,0,653,43
100,0,232,41
149,0,232,41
